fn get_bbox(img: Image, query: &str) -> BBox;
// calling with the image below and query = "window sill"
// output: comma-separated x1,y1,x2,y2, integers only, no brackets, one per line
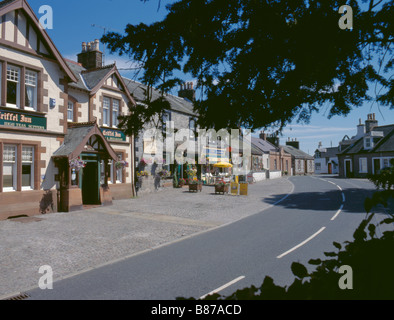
24,107,37,112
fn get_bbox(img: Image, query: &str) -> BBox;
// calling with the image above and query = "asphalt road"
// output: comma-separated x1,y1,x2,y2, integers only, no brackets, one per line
25,175,386,300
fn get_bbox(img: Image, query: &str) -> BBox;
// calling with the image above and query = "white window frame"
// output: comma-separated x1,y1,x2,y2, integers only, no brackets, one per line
108,160,114,184
2,145,17,192
112,99,119,128
67,101,74,122
359,157,368,173
103,97,110,126
382,157,392,169
364,137,373,150
21,146,34,190
24,70,38,111
6,65,21,108
116,153,123,183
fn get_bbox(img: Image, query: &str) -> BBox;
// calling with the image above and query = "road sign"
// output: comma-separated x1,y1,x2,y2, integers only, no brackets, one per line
240,182,248,196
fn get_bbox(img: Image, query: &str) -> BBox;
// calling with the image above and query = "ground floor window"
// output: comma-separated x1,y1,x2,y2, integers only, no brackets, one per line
3,145,17,191
22,146,34,190
359,158,368,173
1,144,35,192
116,153,123,183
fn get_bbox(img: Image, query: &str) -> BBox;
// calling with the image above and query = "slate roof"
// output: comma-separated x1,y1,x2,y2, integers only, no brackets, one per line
281,145,314,159
53,123,118,160
66,60,116,92
122,77,196,116
65,60,196,116
316,146,339,158
53,125,96,158
339,125,394,155
251,137,277,153
0,0,16,9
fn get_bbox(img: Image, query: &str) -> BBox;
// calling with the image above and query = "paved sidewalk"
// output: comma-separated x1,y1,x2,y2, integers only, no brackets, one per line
0,177,293,298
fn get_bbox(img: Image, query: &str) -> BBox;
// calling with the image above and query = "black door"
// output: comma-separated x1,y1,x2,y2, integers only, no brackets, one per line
82,162,100,204
373,159,381,174
345,160,351,178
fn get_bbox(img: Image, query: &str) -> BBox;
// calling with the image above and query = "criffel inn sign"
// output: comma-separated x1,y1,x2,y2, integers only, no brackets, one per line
0,109,47,130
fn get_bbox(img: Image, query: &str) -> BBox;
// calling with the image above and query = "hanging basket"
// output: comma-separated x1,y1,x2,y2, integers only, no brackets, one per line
69,157,86,172
115,160,128,169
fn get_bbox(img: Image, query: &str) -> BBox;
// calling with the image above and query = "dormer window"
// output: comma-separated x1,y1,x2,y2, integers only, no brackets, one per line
364,137,372,149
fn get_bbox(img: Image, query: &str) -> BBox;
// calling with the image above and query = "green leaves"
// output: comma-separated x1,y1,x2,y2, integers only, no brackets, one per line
291,262,309,279
103,0,393,131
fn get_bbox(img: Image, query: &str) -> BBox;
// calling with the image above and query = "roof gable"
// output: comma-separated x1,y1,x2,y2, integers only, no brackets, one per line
0,0,77,82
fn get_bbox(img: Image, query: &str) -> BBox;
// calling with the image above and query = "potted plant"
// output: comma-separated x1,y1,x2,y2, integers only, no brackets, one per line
215,180,229,194
178,178,186,187
188,179,202,192
137,171,149,178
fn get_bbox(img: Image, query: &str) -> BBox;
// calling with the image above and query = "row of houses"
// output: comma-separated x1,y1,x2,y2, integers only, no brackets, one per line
314,114,394,178
0,0,316,221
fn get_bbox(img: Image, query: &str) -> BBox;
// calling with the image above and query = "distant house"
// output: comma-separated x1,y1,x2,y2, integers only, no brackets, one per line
251,133,292,178
314,143,339,174
281,139,314,175
338,114,394,178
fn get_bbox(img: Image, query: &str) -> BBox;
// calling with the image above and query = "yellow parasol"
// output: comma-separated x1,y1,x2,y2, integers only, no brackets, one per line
213,162,233,168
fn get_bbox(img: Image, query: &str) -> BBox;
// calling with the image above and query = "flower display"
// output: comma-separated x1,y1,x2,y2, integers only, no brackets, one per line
115,160,128,169
69,157,86,171
158,169,171,178
188,179,202,185
137,171,149,177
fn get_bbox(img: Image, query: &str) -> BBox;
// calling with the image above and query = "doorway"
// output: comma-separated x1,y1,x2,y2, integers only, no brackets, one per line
328,163,332,174
81,156,100,205
373,158,381,174
344,159,352,178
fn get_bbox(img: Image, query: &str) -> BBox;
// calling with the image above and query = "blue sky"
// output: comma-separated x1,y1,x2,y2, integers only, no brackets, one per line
28,0,394,155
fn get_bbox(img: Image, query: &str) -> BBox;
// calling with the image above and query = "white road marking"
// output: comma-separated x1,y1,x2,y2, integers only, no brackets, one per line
318,178,346,219
200,276,245,299
331,204,344,221
277,227,326,259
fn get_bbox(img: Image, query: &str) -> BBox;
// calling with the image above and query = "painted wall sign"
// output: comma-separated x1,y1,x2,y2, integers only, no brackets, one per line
0,109,47,130
100,128,127,142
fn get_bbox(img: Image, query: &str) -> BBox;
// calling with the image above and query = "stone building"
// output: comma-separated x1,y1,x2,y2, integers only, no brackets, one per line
338,114,394,178
0,0,136,220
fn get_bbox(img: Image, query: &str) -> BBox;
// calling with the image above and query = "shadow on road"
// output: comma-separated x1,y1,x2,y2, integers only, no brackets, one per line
262,187,382,215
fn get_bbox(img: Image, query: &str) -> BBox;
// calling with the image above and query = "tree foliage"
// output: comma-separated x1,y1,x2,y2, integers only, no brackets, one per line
103,0,393,134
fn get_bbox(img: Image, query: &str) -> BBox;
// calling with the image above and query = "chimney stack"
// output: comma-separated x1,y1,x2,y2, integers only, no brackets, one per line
286,138,300,149
178,81,196,102
259,132,267,140
267,134,279,147
365,113,378,133
77,39,103,70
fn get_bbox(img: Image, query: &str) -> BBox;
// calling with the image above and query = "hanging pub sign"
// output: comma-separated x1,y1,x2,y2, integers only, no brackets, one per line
0,109,47,130
100,128,127,142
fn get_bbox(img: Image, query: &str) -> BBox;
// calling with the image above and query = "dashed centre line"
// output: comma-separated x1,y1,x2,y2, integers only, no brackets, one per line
200,276,245,299
277,177,347,259
277,227,326,259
